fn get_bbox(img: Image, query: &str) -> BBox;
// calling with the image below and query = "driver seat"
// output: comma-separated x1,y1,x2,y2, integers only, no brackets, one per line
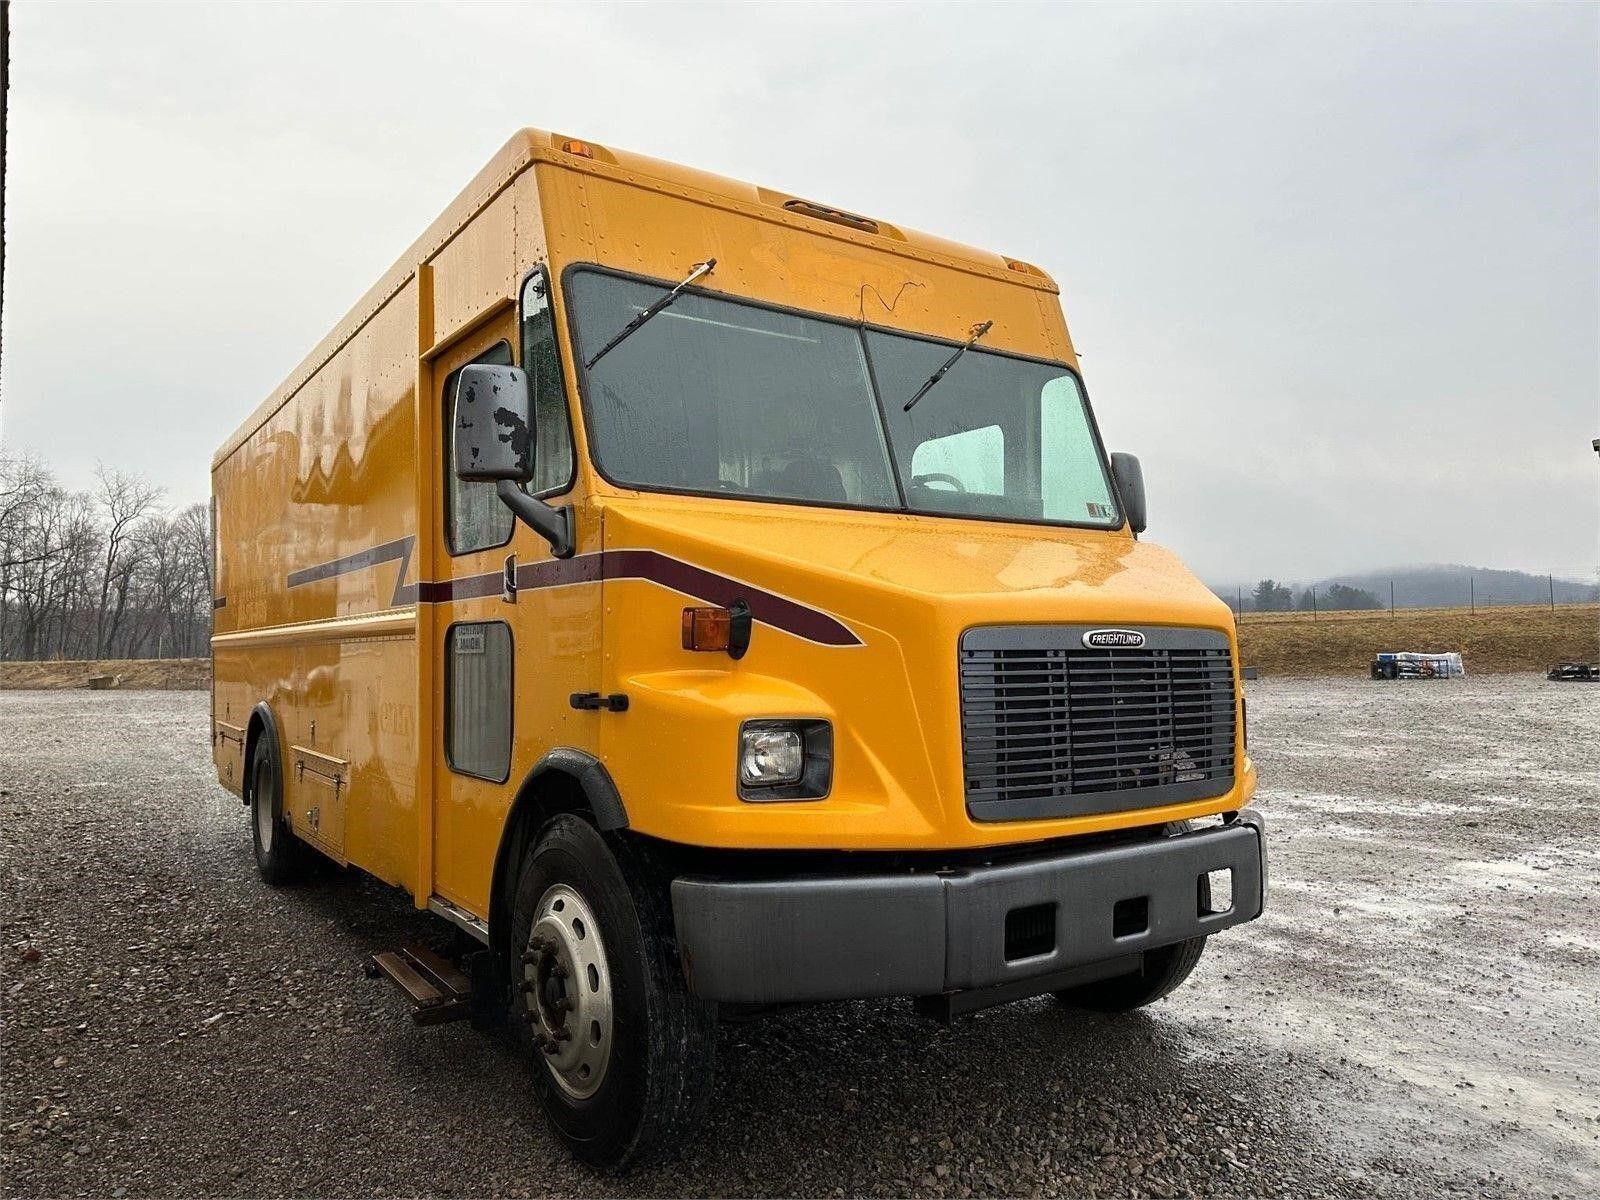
770,457,847,503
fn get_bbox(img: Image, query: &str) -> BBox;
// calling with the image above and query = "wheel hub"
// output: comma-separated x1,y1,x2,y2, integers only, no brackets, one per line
520,883,612,1099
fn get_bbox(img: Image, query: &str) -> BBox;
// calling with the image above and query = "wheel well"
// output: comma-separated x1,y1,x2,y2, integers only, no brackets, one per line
242,703,281,809
488,766,596,957
242,713,267,806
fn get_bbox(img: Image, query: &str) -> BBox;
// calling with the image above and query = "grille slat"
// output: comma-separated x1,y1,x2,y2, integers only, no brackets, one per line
960,626,1237,821
963,655,1230,671
963,662,1232,678
974,740,1232,769
969,716,1233,741
964,703,1229,726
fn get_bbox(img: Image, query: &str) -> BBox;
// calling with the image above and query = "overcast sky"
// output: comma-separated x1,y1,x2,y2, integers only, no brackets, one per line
2,2,1596,584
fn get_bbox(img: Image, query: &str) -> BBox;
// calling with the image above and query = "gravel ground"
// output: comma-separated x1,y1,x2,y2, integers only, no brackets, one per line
2,676,1596,1198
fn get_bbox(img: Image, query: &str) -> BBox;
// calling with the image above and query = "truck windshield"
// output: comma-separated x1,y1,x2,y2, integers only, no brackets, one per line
567,268,1122,529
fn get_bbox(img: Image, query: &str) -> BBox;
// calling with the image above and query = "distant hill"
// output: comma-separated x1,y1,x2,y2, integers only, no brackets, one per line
1210,564,1600,612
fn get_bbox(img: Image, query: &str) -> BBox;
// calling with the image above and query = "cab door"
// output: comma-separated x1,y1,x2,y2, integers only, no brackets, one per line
428,268,601,919
429,321,519,916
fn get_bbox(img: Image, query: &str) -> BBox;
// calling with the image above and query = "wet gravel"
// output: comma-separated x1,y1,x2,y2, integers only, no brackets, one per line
2,676,1596,1198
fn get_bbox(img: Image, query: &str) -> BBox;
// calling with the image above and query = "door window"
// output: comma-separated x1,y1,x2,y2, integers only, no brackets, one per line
445,621,512,781
443,342,515,555
521,268,575,495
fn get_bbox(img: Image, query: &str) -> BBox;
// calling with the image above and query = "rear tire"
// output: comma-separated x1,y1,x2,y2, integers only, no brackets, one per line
249,732,302,885
509,816,715,1172
1053,821,1208,1012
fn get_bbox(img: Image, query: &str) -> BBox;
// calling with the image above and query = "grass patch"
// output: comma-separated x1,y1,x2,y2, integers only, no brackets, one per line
0,658,210,690
1238,603,1599,676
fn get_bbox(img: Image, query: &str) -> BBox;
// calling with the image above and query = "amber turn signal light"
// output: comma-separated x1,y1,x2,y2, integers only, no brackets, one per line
682,600,753,660
561,138,595,158
682,606,731,652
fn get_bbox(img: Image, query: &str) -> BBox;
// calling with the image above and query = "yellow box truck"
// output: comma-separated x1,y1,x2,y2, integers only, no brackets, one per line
211,129,1265,1169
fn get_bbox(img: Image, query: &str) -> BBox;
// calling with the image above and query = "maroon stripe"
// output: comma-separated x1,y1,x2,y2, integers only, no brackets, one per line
287,537,413,592
415,573,498,603
286,540,860,647
519,554,604,590
416,553,603,602
602,549,861,646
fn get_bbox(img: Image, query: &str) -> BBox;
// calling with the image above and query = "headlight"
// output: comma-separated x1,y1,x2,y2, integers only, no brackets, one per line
737,719,832,801
739,727,804,786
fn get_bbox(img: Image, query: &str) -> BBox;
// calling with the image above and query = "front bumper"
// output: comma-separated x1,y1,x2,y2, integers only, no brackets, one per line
671,811,1266,1004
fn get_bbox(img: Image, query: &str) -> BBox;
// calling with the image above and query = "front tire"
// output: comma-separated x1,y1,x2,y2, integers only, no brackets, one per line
248,732,301,885
1052,934,1207,1012
509,815,715,1172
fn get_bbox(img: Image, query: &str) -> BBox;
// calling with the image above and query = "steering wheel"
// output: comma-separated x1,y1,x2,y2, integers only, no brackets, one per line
911,472,967,493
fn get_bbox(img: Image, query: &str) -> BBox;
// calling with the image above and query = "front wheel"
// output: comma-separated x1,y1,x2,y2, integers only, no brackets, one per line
1052,935,1206,1012
509,816,715,1172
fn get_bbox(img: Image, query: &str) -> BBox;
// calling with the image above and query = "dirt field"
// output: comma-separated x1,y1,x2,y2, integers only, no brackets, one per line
0,658,209,691
1238,603,1598,676
1,677,1596,1197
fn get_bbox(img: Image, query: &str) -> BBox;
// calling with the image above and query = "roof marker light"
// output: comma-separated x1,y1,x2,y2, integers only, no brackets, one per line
783,199,880,234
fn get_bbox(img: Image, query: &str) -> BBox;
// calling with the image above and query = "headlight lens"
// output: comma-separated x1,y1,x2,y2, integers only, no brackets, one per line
736,719,832,800
739,727,805,787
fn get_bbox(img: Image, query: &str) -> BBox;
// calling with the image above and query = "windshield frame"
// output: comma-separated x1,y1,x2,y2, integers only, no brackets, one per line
559,262,1126,535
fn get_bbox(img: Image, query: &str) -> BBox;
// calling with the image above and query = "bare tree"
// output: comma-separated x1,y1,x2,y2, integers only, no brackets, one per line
0,451,212,662
7,484,98,659
0,454,55,651
126,509,212,659
166,504,213,656
92,465,163,656
0,452,56,570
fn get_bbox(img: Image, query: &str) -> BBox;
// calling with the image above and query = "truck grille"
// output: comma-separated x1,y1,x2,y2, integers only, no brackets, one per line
960,626,1237,822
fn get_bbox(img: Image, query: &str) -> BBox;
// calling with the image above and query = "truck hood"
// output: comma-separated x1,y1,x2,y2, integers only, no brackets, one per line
598,494,1251,853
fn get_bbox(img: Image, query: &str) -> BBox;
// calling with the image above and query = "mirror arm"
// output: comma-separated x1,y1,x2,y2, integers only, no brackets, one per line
496,480,575,559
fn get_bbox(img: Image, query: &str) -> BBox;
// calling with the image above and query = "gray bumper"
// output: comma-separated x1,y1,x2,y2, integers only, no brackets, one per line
672,812,1266,1004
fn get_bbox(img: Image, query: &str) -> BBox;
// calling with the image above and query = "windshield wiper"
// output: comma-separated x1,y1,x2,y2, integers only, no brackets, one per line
585,259,717,369
901,320,994,413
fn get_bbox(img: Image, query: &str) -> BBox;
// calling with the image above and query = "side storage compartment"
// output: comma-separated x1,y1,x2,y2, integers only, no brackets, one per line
213,718,246,793
289,744,348,858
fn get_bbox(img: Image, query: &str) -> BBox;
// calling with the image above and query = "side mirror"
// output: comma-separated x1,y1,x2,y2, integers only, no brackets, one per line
453,363,575,559
454,364,533,482
1110,452,1147,534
